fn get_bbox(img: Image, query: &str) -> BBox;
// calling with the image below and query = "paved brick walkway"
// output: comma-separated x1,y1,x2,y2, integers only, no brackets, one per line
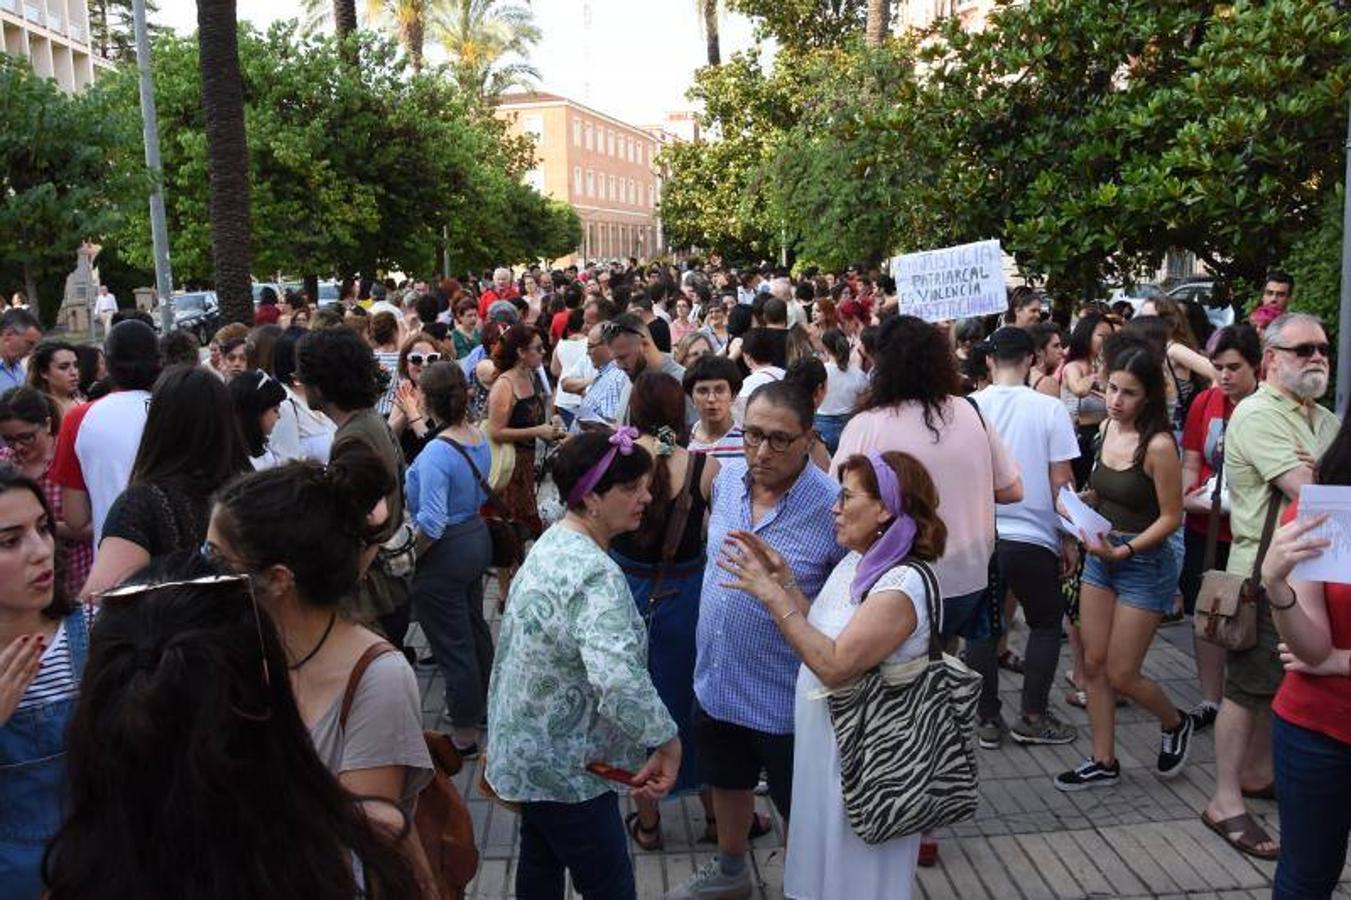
412,592,1351,899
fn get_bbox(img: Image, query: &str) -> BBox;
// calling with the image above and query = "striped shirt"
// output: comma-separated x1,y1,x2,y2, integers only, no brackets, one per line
573,362,630,429
688,427,745,461
694,458,845,734
15,611,90,712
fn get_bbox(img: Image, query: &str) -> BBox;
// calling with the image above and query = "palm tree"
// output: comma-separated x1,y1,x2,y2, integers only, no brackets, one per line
696,0,720,67
435,0,540,100
364,0,436,73
865,0,889,46
196,0,253,325
333,0,358,37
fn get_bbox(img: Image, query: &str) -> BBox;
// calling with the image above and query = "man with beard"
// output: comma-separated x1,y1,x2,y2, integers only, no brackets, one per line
604,313,689,424
1201,312,1340,860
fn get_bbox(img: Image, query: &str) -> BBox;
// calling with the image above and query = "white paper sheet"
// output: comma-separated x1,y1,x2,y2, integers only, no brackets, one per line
1290,484,1351,583
1058,486,1113,544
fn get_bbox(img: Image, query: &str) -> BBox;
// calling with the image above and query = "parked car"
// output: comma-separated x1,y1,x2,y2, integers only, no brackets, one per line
1166,280,1234,329
1107,283,1166,313
155,291,220,345
251,282,283,307
316,281,340,307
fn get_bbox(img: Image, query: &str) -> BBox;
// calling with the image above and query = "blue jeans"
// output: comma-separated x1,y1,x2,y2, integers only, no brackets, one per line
1273,713,1351,899
813,413,849,456
517,791,635,900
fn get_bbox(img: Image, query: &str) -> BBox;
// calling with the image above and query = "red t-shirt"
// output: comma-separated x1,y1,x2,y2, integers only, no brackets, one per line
1272,499,1351,747
49,400,94,491
1181,386,1235,543
254,304,280,325
477,286,520,318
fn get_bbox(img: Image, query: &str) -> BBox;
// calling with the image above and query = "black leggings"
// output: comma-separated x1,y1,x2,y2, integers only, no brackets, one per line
967,540,1067,720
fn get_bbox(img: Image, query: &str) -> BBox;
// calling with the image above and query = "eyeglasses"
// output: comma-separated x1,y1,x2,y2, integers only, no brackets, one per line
600,321,644,341
1,427,42,448
1272,342,1332,360
408,353,441,366
97,572,272,694
742,427,804,453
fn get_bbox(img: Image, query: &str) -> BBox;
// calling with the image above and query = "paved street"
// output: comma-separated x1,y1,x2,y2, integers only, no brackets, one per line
412,590,1351,899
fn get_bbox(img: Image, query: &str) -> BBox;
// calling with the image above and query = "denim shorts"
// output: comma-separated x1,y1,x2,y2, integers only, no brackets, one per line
1080,533,1174,615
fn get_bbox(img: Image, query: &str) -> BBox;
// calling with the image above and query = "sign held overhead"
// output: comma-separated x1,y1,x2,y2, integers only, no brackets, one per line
891,239,1006,323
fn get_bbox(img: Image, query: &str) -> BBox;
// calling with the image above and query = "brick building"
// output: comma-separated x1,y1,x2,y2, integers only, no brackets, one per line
495,91,664,266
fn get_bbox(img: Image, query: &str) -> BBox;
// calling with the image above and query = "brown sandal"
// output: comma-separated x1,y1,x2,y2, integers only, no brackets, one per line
625,811,663,851
1201,810,1279,860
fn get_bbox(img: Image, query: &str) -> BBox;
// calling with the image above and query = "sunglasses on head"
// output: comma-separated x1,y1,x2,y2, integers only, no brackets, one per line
1273,342,1332,360
408,353,441,366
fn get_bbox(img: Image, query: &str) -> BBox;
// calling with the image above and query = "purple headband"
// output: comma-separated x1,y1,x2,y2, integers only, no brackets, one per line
850,450,918,604
567,426,639,506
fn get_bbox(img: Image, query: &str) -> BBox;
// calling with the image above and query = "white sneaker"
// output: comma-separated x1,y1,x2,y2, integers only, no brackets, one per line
665,859,752,900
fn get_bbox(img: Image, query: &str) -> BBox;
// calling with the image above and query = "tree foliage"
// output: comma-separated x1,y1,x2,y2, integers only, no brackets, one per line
103,22,574,286
0,55,141,323
666,0,1350,301
726,0,866,51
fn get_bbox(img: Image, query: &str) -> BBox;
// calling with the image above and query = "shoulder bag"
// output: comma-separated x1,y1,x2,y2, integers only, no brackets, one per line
642,451,702,623
825,559,982,844
1194,471,1282,652
442,435,526,569
340,642,479,899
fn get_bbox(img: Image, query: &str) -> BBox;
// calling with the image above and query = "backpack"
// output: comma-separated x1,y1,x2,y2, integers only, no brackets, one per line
340,642,479,899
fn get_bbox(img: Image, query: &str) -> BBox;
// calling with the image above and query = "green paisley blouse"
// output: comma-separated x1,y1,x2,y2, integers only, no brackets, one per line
485,524,678,803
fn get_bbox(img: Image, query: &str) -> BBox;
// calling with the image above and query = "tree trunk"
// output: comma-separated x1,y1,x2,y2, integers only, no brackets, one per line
196,0,253,326
22,263,38,326
333,0,358,66
405,16,424,74
865,0,888,46
703,0,720,66
303,273,319,307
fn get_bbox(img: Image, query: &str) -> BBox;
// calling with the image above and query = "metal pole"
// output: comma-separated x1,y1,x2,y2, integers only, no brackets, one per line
132,0,174,333
1333,95,1351,415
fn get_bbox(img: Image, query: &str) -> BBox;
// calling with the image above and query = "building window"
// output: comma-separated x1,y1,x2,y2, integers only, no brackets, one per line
648,184,655,207
573,166,582,194
525,168,544,193
608,175,616,200
628,139,635,163
607,131,615,157
572,119,582,146
586,169,595,197
523,115,543,140
584,123,593,151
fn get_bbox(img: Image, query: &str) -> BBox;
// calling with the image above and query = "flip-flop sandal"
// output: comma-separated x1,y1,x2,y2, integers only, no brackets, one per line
700,812,772,844
1063,681,1127,709
1201,810,1279,860
998,650,1026,674
1242,783,1277,801
625,811,663,851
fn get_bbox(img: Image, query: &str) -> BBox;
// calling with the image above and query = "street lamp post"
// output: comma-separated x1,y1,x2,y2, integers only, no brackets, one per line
1337,87,1351,419
132,0,174,333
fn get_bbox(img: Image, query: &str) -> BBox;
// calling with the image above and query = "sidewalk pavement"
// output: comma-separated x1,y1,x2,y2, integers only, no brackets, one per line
411,589,1351,899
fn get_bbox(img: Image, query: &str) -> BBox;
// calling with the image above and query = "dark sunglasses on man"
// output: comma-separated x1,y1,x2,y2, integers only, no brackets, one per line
1273,342,1332,360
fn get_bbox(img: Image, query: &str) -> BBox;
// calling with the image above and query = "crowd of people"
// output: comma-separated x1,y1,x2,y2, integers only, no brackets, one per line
0,260,1346,900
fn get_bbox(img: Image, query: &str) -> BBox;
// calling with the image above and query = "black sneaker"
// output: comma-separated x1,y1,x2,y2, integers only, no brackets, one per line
1054,758,1120,792
1157,709,1194,778
1189,701,1219,732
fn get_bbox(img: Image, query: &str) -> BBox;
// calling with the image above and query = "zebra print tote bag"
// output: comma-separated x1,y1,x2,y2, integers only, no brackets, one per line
825,559,982,844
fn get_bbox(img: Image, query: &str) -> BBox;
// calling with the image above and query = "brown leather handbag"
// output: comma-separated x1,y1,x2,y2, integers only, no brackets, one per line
1194,480,1282,652
441,435,526,569
340,643,479,899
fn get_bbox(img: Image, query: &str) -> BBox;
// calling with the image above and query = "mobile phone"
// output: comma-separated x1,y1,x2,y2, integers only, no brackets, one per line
586,761,638,786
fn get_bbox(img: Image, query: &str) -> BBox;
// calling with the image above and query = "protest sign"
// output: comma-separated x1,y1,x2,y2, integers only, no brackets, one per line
891,239,1006,322
1290,484,1351,583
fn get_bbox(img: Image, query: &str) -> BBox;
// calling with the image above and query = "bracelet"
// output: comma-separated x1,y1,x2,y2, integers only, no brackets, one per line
1267,583,1297,611
1122,542,1136,559
779,608,800,624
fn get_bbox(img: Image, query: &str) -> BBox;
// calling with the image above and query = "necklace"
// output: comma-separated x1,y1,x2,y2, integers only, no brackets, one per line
288,612,337,670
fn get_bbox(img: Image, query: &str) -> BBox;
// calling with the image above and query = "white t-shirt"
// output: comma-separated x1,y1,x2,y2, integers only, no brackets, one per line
94,291,118,314
75,390,150,548
972,383,1080,553
732,365,785,427
554,339,593,411
819,360,869,416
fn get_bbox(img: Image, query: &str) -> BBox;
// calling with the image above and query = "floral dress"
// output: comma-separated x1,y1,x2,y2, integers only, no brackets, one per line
485,525,678,803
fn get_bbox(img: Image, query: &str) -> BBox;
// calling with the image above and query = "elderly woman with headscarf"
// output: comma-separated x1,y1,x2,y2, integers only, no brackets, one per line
717,449,949,900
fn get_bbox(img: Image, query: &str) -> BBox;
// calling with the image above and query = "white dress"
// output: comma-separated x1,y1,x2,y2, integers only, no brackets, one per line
785,553,932,900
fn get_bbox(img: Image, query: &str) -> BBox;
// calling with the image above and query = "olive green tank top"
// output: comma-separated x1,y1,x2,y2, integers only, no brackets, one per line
1089,425,1159,534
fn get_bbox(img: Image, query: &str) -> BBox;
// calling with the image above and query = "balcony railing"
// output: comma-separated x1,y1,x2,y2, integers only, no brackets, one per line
69,21,84,43
24,2,42,23
0,0,20,15
46,10,63,33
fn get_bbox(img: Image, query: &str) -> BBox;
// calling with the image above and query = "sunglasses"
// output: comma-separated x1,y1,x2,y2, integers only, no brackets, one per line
1273,342,1332,360
97,572,273,696
408,353,441,366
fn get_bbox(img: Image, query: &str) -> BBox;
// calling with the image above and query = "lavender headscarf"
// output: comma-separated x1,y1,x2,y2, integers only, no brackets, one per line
850,450,918,604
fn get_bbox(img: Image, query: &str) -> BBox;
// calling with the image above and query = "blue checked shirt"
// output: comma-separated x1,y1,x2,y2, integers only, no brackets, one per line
573,361,630,428
694,458,845,734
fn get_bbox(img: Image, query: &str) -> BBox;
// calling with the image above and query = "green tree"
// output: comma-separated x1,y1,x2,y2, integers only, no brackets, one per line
726,0,866,51
0,55,140,324
436,0,540,100
89,0,162,63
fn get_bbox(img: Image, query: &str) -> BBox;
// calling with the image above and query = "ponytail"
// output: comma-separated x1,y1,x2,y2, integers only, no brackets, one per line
821,328,851,370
